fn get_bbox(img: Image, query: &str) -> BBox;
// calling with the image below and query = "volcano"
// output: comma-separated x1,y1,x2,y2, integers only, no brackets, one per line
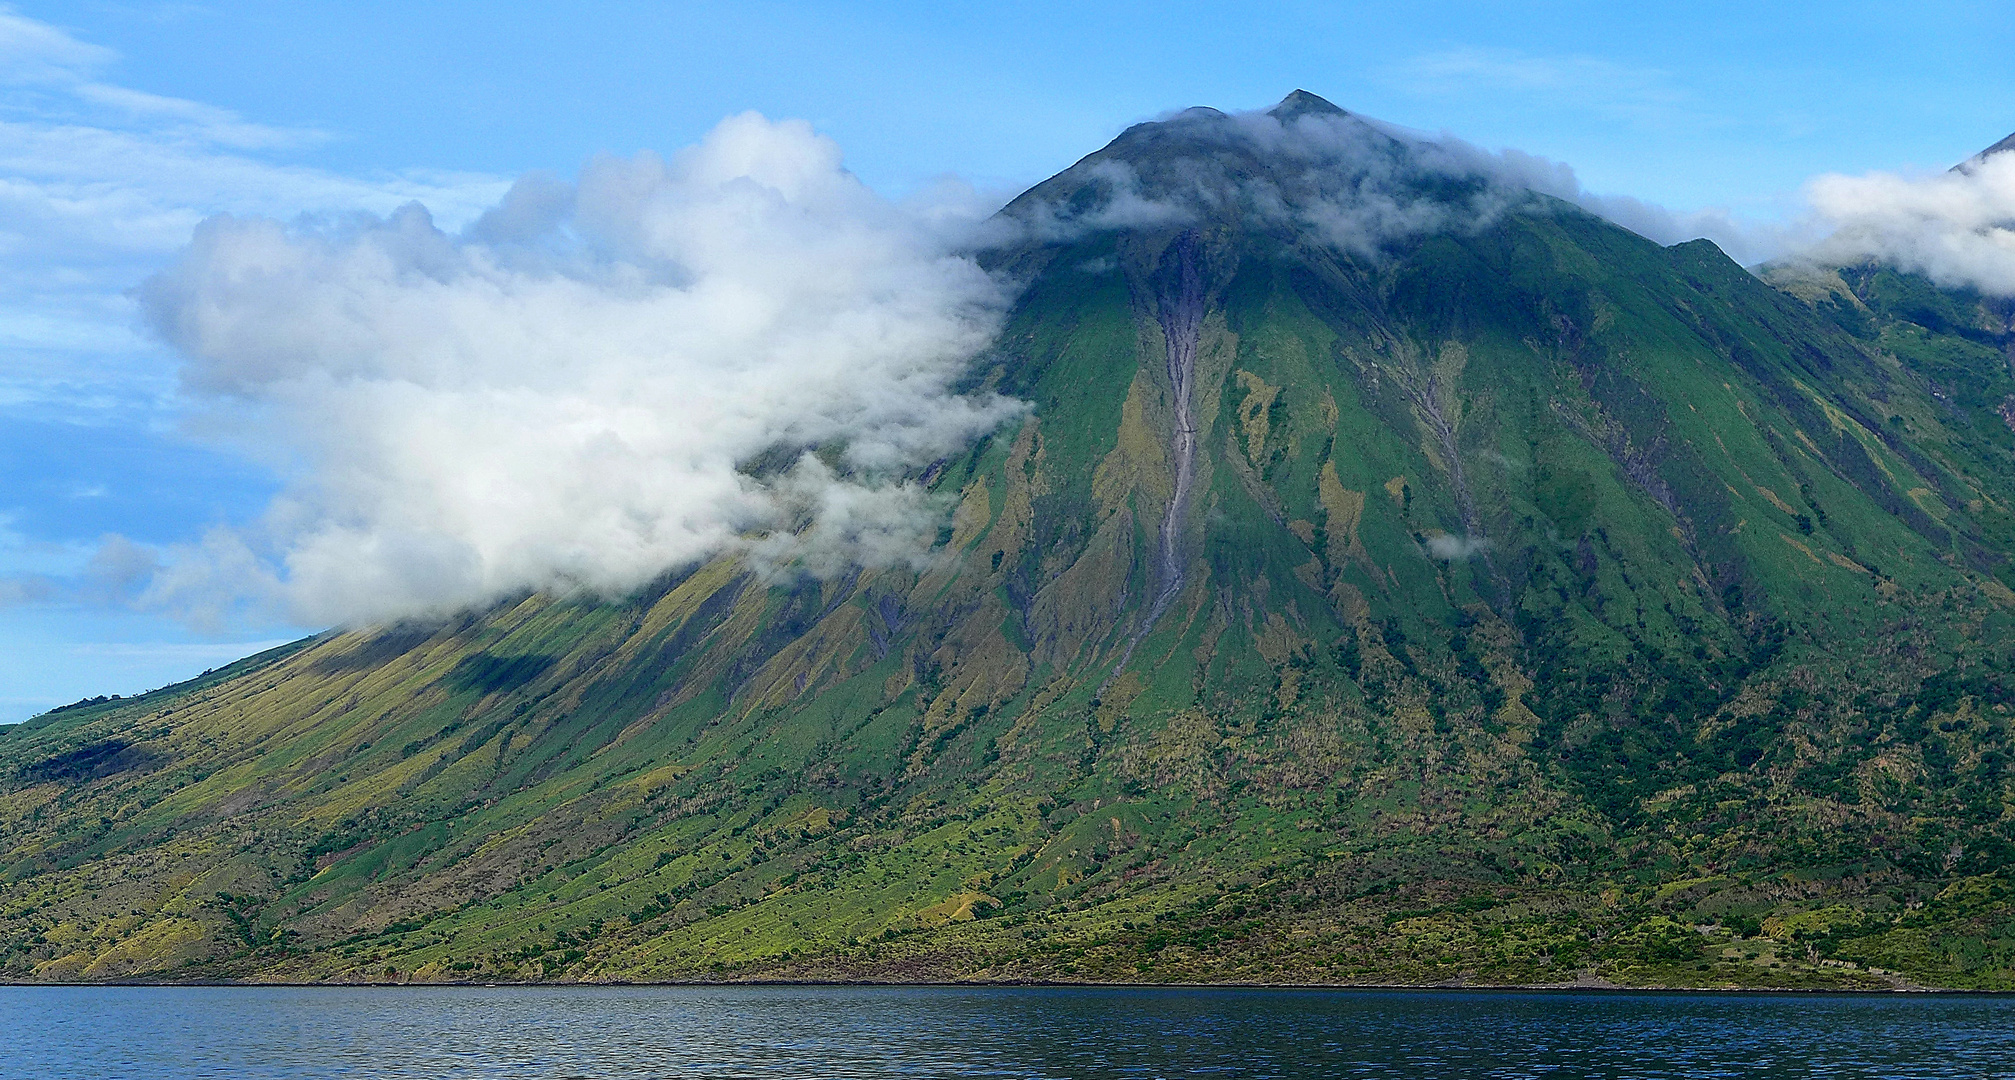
6,93,2015,989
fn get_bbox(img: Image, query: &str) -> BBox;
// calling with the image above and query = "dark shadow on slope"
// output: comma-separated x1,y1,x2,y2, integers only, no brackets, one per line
311,624,445,675
18,738,159,783
447,653,558,696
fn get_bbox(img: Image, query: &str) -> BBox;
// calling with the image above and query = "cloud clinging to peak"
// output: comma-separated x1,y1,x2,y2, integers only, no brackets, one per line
991,101,1763,261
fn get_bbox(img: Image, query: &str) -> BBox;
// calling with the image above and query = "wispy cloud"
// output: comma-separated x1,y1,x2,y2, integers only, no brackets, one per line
993,100,1782,264
71,82,323,150
0,7,507,419
0,8,114,82
1390,47,1702,128
66,639,292,663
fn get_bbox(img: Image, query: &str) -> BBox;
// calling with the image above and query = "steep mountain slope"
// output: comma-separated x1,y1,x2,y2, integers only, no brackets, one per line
4,94,2013,989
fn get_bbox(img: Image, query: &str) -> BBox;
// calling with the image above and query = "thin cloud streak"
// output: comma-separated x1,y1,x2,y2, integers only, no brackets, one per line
0,6,506,421
1392,47,1701,128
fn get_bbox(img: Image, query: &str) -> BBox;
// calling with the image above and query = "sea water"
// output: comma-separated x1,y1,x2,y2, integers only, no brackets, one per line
2,985,2010,1078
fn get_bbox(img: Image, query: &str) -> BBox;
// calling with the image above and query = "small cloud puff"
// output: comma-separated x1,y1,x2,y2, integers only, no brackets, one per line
1424,533,1490,561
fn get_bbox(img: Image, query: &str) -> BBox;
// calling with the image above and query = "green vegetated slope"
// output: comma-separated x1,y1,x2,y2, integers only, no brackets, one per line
4,94,2013,989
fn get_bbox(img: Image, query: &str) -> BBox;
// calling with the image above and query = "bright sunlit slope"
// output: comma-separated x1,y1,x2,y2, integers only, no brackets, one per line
3,95,2012,989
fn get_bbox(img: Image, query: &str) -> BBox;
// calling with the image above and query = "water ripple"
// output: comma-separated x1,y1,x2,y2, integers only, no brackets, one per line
2,985,2011,1079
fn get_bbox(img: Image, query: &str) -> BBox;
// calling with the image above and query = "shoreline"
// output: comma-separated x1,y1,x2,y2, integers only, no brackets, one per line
2,977,2004,995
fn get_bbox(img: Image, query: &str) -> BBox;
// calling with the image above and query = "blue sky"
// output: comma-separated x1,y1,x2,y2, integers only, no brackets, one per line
2,0,2011,721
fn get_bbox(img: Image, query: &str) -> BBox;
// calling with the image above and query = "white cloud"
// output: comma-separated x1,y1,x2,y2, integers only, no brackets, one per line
0,8,1015,632
995,158,1198,243
10,0,2009,644
1424,533,1490,561
137,113,1024,627
1795,152,2015,296
744,457,951,581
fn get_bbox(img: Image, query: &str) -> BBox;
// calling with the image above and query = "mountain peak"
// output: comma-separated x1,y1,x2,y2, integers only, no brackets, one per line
1268,89,1347,120
997,89,1524,250
1955,129,2015,171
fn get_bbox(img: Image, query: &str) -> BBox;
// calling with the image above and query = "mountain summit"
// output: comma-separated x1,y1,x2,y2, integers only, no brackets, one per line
1969,129,2015,165
1268,88,1348,119
1000,89,1554,264
5,98,2015,989
1949,125,2015,171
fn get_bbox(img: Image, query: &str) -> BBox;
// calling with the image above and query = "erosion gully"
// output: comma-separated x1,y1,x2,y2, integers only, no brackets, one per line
1104,236,1204,689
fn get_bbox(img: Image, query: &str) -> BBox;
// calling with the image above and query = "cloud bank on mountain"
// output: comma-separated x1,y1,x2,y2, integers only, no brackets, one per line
1795,150,2015,296
137,113,1022,628
989,98,1783,265
992,95,2015,304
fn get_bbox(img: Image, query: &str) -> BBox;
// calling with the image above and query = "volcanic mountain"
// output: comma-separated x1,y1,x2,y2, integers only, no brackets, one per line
6,93,2014,988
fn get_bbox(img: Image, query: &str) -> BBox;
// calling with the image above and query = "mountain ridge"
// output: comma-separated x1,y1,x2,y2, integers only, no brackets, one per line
1965,129,2015,166
4,96,2014,989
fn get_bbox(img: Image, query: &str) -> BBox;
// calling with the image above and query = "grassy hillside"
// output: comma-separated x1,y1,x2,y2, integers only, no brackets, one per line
3,98,2012,989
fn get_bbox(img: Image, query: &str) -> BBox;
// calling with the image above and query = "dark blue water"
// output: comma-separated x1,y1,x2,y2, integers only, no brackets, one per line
2,985,2010,1078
